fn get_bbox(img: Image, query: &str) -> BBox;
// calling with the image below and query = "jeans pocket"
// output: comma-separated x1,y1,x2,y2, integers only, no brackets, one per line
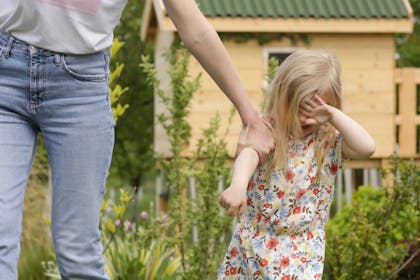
61,51,108,82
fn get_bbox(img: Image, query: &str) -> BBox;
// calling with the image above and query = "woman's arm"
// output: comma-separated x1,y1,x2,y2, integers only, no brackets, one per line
162,0,275,161
219,147,259,217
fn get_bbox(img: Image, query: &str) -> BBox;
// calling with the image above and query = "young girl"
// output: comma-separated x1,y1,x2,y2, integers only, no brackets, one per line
218,49,376,279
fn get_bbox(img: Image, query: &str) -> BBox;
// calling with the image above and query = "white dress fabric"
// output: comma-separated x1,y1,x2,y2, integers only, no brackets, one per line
218,124,345,280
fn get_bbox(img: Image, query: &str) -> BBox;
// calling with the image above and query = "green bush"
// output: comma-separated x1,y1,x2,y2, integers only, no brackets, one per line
140,43,234,279
324,159,419,280
20,136,54,280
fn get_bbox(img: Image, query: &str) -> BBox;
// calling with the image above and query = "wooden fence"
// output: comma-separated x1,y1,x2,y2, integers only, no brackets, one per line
395,68,420,157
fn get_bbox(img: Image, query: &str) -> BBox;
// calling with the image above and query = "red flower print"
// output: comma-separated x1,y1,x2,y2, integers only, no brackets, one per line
293,206,301,214
258,184,265,190
253,231,260,238
224,270,230,276
230,266,237,275
257,211,262,222
247,198,252,206
315,273,322,279
330,162,338,175
327,186,332,194
264,203,272,209
296,189,305,200
310,176,315,183
259,258,268,267
301,257,307,263
280,257,290,268
285,170,295,182
313,188,319,195
307,231,314,239
230,247,238,257
266,237,278,249
277,191,285,199
281,274,291,280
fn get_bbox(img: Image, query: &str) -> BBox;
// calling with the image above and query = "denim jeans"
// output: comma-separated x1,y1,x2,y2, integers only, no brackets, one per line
0,32,114,279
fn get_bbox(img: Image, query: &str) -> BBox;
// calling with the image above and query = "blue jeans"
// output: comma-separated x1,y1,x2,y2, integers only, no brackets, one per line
0,32,114,279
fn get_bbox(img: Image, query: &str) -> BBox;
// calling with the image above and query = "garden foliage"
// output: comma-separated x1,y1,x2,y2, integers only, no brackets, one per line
324,158,419,280
140,43,233,279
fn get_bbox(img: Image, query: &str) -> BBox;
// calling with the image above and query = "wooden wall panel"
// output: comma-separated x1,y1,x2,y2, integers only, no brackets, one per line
157,34,398,160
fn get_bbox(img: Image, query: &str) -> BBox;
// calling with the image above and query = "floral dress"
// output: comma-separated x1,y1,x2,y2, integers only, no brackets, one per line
218,124,345,280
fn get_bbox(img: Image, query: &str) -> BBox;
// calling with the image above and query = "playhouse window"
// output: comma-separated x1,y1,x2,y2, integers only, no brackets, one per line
268,52,292,65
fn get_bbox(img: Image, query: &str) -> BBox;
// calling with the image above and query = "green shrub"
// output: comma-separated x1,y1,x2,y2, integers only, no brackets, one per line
324,158,419,280
140,43,234,279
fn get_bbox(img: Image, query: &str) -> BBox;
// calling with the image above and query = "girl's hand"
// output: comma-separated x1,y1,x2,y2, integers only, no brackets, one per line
299,95,335,126
219,185,247,217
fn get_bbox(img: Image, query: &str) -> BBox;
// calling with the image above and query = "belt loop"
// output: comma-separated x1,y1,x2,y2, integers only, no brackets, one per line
54,53,61,65
3,36,14,58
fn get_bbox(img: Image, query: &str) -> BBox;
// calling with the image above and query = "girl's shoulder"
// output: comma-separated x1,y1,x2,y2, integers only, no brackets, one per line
314,123,339,144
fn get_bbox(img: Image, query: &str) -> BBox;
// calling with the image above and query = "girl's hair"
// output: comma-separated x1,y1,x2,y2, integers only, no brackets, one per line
264,49,342,168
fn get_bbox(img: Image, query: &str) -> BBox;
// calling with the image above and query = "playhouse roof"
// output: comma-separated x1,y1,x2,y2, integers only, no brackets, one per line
195,0,409,19
141,0,413,40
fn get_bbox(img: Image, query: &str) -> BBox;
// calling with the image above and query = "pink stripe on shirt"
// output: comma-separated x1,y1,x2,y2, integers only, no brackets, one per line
37,0,101,15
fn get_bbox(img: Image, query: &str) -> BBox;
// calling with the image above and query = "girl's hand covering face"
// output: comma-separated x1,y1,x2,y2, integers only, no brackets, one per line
298,95,334,136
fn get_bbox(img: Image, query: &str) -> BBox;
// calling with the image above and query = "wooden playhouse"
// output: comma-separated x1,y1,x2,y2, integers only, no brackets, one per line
141,0,416,205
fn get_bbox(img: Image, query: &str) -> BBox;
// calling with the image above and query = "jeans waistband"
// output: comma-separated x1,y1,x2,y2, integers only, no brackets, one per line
0,31,109,57
0,31,58,57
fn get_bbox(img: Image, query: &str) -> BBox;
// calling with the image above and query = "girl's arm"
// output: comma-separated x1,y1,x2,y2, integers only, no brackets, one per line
162,0,275,161
302,95,376,159
219,147,259,217
328,107,376,159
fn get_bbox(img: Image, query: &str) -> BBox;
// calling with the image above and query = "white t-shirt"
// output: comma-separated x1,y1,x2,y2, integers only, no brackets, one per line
0,0,128,54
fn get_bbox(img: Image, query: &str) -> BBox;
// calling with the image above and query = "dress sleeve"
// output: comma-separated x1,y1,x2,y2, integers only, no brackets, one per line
323,131,347,177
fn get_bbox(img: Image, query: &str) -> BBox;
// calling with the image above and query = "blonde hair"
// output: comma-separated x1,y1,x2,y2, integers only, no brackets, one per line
264,49,342,168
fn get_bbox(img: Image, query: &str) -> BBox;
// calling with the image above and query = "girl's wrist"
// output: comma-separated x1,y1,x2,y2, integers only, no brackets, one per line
230,181,248,191
328,107,341,126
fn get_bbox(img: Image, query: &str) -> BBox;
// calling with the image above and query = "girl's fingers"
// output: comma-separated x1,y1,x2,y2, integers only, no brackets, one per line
314,94,326,105
299,109,311,118
219,195,225,207
227,206,236,217
307,99,318,108
299,105,315,116
302,100,315,111
302,118,316,126
237,203,246,217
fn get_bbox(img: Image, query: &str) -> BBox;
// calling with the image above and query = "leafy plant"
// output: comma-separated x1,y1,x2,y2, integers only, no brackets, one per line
140,43,233,279
109,39,129,122
324,158,420,280
106,235,180,280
